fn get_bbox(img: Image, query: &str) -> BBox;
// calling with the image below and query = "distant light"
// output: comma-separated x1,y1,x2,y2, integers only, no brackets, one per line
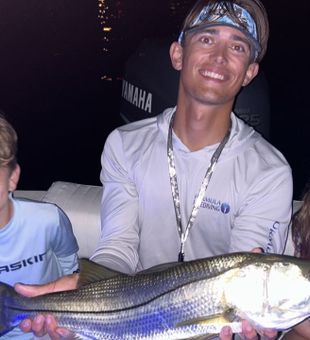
103,27,112,32
101,75,113,81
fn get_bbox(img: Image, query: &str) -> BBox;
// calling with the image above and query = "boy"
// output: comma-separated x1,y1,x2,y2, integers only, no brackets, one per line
0,115,79,339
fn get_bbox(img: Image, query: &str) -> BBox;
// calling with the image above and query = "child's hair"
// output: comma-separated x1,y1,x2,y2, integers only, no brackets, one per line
292,182,310,259
0,115,18,171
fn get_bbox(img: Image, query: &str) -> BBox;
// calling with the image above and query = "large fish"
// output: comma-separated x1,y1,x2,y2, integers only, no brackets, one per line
0,252,310,339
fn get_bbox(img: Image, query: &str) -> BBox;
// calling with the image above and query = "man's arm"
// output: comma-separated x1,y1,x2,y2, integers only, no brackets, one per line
230,164,293,254
90,129,140,274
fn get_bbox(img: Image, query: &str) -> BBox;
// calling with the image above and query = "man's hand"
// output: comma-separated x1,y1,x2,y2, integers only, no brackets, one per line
240,320,278,339
15,273,79,339
219,320,278,340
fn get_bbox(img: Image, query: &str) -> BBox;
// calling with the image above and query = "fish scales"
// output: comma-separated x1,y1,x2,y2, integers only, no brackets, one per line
6,253,249,313
36,274,229,339
1,252,310,339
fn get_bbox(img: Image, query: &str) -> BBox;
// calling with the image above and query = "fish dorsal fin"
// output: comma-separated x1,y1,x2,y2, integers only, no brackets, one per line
77,258,122,287
137,261,183,275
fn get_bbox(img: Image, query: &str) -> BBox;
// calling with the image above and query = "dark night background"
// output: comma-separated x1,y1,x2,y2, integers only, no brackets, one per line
0,0,308,200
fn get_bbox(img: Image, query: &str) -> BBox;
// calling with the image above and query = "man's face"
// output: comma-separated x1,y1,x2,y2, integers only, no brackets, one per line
0,165,19,228
171,25,259,107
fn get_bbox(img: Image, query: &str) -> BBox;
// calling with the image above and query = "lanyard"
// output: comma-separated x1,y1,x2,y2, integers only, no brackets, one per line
167,113,231,262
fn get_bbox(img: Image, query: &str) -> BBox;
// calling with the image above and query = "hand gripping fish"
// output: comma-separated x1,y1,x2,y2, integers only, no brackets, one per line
0,252,310,339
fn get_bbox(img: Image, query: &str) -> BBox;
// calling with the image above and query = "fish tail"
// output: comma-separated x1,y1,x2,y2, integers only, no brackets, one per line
0,281,18,336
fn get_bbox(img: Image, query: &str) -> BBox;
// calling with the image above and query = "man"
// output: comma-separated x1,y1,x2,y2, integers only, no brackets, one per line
17,0,292,339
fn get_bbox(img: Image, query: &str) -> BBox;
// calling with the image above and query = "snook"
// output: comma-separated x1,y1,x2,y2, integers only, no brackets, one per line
1,252,310,339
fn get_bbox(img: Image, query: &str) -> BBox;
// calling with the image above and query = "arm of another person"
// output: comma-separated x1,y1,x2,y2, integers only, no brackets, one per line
281,320,310,339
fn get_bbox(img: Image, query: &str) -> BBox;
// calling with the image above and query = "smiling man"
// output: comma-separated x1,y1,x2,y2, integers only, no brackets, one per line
17,1,292,339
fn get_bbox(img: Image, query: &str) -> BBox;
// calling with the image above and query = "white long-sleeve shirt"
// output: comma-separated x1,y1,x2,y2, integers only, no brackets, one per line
91,107,293,274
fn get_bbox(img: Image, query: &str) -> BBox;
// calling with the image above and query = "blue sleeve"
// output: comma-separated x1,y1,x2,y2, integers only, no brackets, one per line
58,253,79,275
51,206,79,257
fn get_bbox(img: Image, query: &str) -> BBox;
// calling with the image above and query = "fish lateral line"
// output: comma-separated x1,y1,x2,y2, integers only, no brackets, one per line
176,308,240,328
8,274,225,316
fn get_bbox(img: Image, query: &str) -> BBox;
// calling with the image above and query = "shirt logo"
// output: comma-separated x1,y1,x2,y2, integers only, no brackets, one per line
200,196,230,214
0,252,47,274
221,203,231,214
266,221,280,253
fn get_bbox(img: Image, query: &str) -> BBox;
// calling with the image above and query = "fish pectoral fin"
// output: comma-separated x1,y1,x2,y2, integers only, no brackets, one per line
176,309,239,328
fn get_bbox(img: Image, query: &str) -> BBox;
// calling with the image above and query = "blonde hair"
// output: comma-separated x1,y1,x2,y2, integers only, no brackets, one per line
0,115,18,170
180,0,269,62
